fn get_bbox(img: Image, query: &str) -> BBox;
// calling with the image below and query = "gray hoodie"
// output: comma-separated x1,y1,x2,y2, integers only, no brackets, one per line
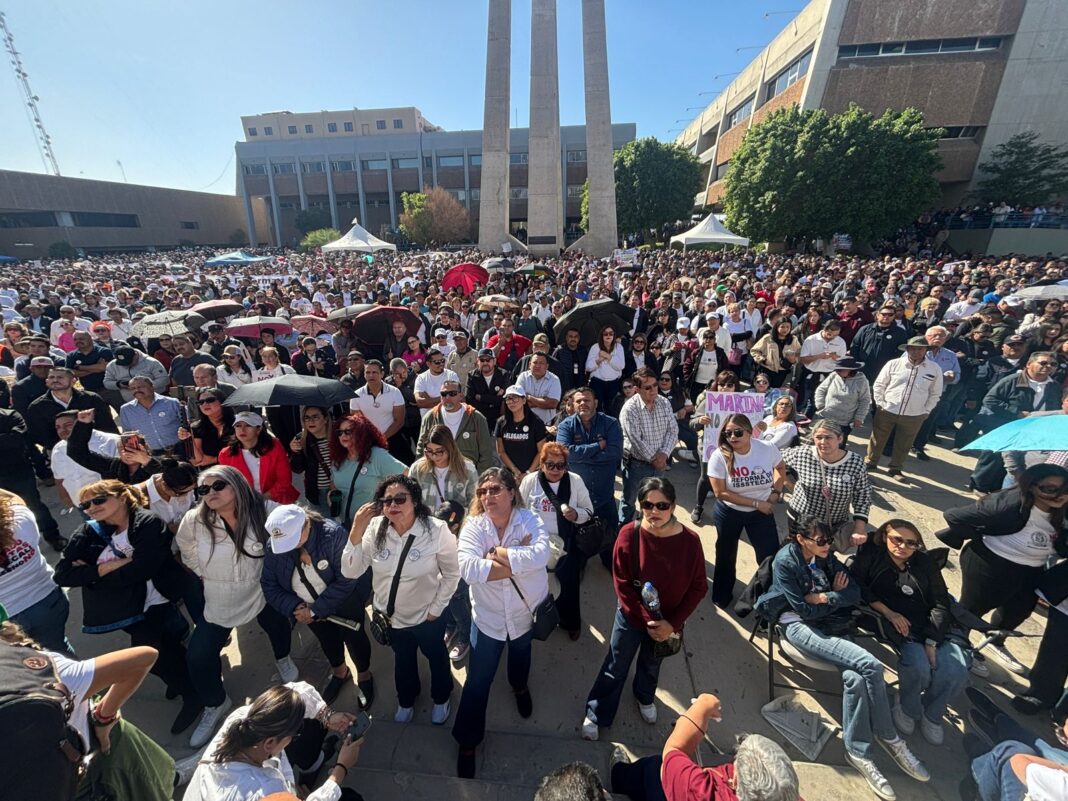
814,372,871,426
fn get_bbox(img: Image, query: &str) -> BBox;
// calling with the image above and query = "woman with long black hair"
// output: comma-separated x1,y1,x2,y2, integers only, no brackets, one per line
218,411,300,504
585,325,625,412
287,405,336,513
181,388,236,468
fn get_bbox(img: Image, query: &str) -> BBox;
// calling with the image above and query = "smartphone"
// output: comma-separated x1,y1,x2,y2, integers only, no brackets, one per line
347,711,372,741
120,431,146,450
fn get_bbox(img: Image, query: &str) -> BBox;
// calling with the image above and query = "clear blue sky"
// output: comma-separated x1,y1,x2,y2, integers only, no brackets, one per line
1,0,793,194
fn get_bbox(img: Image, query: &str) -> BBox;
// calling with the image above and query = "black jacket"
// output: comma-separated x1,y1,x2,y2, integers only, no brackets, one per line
66,420,160,484
288,431,332,505
938,486,1068,557
850,542,953,644
552,344,591,393
53,508,188,633
851,323,909,383
26,388,118,450
465,367,508,429
0,409,35,478
979,371,1062,428
11,374,48,416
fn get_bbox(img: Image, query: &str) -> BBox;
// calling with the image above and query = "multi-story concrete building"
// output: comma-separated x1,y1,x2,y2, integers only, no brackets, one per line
234,106,635,247
676,0,1068,207
0,169,269,259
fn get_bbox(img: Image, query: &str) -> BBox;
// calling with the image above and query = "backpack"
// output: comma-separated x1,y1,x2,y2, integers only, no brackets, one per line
733,553,775,619
0,640,85,800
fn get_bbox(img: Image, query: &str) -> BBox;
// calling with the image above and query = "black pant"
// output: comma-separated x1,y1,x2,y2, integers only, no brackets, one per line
959,540,1043,647
800,370,827,417
307,574,372,673
555,537,588,633
124,603,194,698
284,719,365,801
611,755,666,801
1028,605,1068,707
695,464,712,509
0,470,60,540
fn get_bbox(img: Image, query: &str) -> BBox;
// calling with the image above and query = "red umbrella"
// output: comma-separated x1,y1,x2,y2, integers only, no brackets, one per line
442,263,490,296
290,315,338,336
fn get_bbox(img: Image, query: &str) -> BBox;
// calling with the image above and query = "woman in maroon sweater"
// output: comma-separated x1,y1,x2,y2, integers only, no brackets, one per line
581,477,707,740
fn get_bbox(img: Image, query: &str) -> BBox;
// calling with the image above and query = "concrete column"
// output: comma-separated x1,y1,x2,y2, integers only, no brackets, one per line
324,158,339,229
295,162,308,211
265,158,283,247
239,170,258,246
386,154,398,229
417,133,426,190
463,146,472,211
355,157,367,227
477,0,524,253
526,0,563,256
568,0,617,257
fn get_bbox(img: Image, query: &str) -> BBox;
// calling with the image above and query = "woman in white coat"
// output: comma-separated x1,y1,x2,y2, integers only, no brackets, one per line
453,467,550,779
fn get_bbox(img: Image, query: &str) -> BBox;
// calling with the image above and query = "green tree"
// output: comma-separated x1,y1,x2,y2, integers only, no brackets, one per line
975,131,1068,206
294,208,333,234
300,227,341,251
48,241,77,259
611,138,702,236
578,180,590,233
723,104,942,244
400,187,471,245
399,191,433,245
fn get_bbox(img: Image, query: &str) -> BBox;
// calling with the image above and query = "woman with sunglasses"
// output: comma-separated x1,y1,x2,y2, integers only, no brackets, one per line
755,518,929,799
218,411,300,504
453,467,550,778
938,463,1068,678
582,477,706,741
343,475,459,725
55,479,201,734
177,465,298,748
754,394,800,450
519,442,594,639
402,336,427,372
585,325,626,412
688,370,740,523
706,414,786,609
287,405,335,513
179,388,236,468
408,425,478,510
750,319,801,389
330,412,406,527
218,345,254,385
495,385,548,480
609,377,638,419
851,519,968,745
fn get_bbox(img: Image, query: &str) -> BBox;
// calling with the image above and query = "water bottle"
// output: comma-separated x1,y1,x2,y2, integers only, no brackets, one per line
641,581,663,620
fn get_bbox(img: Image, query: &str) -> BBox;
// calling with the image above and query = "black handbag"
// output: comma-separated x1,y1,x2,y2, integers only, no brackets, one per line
508,577,560,641
536,473,608,557
630,525,682,658
367,525,416,647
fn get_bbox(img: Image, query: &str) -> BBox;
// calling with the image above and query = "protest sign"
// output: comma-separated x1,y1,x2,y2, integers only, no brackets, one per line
702,391,765,461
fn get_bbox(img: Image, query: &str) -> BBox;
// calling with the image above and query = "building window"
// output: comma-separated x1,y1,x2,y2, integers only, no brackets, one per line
301,161,325,173
70,211,140,228
288,125,298,135
714,161,730,181
391,157,420,169
727,97,754,129
361,159,388,171
330,160,355,172
469,153,481,166
936,125,984,139
509,152,528,165
838,37,1002,60
376,120,386,130
566,150,587,163
264,126,273,136
344,121,354,132
470,188,480,202
566,185,584,198
393,119,403,129
272,162,296,175
242,163,267,175
247,127,258,137
305,124,314,134
446,189,467,202
179,221,200,230
766,50,812,101
0,210,58,228
438,155,464,167
327,122,337,133
423,156,433,168
509,187,528,199
361,123,370,135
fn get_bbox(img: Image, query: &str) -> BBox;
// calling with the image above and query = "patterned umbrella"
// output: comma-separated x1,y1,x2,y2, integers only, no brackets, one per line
290,315,338,336
131,310,207,339
225,316,293,338
474,294,521,312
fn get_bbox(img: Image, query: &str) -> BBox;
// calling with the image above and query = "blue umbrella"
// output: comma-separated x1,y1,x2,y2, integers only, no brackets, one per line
961,415,1068,452
0,255,16,264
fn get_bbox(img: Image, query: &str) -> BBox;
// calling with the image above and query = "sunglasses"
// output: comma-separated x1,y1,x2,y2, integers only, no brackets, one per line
801,533,833,547
195,480,229,497
543,461,567,470
380,494,410,506
478,356,493,362
337,427,356,437
430,359,445,366
475,485,506,497
724,429,747,438
640,500,672,511
1035,483,1068,497
197,397,220,406
1034,361,1056,367
77,495,111,511
440,390,459,397
887,534,922,550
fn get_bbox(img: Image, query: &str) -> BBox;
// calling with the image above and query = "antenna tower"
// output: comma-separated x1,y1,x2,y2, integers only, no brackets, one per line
1,11,61,176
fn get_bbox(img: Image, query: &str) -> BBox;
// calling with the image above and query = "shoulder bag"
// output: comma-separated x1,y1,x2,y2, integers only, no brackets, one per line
538,472,608,557
341,456,369,524
508,576,559,641
367,519,416,647
630,525,682,658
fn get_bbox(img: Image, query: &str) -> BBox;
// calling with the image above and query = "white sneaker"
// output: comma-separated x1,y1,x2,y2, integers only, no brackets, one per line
986,644,1029,677
638,702,657,724
174,751,203,787
677,449,697,463
190,697,233,748
969,654,991,678
920,715,944,746
879,736,930,782
581,715,598,741
276,656,299,683
891,704,916,736
432,701,451,725
394,705,414,723
845,751,896,801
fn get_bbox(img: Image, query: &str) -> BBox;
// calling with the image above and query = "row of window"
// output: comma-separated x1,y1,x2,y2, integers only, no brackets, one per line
728,97,755,129
0,211,141,228
838,36,1002,60
247,119,405,137
272,184,588,211
937,125,984,139
247,151,592,176
767,50,812,103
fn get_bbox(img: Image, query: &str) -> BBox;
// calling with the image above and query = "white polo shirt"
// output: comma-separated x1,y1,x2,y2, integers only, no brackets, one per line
350,382,405,435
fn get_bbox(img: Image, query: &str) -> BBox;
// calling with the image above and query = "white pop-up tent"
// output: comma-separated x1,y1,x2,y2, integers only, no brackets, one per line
670,213,750,251
321,218,398,253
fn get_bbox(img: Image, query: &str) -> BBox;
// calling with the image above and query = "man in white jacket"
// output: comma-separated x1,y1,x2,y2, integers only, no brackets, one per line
866,337,944,479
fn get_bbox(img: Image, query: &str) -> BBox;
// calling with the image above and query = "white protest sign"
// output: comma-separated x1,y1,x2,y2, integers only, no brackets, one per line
702,391,766,461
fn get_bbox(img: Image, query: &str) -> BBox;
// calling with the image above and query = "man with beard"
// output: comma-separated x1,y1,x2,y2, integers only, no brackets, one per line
552,328,589,394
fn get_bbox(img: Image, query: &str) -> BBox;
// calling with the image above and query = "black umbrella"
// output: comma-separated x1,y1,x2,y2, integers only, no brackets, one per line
553,298,632,347
350,305,421,352
223,374,355,408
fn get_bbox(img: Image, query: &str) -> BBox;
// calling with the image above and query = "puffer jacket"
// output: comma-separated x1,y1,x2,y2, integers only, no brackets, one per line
261,518,358,620
814,372,871,426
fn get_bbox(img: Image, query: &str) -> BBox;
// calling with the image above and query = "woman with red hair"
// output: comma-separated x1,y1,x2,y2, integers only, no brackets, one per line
330,411,406,525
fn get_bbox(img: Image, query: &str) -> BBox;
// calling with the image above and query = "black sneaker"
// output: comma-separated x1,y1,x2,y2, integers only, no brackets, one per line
357,676,375,710
887,468,904,480
689,506,703,523
913,450,930,461
322,671,351,705
514,687,533,719
171,696,204,735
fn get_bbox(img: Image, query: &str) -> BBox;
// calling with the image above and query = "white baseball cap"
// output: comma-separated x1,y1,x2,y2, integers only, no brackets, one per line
233,411,263,427
265,505,307,554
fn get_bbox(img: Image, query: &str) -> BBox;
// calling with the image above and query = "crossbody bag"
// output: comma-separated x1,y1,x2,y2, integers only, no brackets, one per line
367,519,416,647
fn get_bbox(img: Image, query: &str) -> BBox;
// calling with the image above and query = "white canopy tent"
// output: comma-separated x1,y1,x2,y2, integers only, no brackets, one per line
670,213,749,251
321,218,398,253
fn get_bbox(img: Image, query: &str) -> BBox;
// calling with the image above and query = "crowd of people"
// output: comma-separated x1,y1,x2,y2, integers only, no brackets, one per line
0,238,1065,801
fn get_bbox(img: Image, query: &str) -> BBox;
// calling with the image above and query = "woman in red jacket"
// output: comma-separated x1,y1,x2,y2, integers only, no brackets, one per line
218,411,300,503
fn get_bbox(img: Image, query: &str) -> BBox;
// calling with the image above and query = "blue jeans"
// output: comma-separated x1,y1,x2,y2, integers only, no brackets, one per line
444,579,472,647
621,459,658,523
896,640,970,723
710,500,778,608
782,621,896,759
585,607,662,728
452,623,533,748
12,586,74,656
676,420,698,452
187,604,293,707
972,740,1032,801
390,616,453,708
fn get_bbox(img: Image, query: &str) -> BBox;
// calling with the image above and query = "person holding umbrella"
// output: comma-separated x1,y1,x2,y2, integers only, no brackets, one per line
585,325,625,411
292,337,337,379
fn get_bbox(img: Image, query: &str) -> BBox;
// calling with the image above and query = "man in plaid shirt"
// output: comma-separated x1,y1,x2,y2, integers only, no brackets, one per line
618,367,679,521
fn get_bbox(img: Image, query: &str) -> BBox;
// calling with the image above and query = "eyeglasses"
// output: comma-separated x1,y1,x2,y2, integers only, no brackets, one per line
478,356,493,362
430,359,445,366
1035,483,1068,497
887,534,922,550
424,447,447,457
1034,361,1056,367
800,533,833,547
337,427,356,437
440,390,460,398
476,485,506,497
543,461,567,470
724,428,747,438
197,398,220,406
302,413,324,421
77,495,111,511
380,494,410,506
195,480,229,497
640,500,672,511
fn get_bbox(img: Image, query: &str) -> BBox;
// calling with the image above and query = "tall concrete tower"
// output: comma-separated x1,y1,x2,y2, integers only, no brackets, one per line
525,0,564,256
